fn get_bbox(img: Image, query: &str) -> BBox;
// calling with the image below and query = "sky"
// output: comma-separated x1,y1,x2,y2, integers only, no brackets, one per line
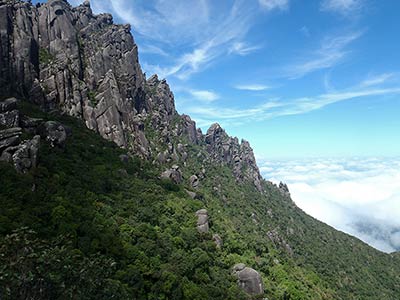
39,0,400,252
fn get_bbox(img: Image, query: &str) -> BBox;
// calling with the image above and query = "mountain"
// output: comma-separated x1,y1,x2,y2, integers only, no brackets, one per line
0,1,400,299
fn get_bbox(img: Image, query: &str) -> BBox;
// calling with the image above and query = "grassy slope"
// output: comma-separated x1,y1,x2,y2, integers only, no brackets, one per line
0,101,399,299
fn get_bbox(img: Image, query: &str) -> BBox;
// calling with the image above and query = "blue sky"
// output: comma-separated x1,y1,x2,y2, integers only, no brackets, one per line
59,0,400,159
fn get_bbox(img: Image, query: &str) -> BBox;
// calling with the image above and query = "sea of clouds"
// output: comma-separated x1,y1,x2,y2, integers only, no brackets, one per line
260,157,400,253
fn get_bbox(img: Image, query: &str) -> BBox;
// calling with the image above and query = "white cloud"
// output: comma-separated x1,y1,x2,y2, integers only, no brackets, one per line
285,31,363,79
321,0,363,15
361,73,395,87
188,89,219,102
259,0,289,11
234,84,271,91
261,157,400,252
139,44,169,57
229,42,262,56
184,78,400,127
88,0,262,80
108,0,210,44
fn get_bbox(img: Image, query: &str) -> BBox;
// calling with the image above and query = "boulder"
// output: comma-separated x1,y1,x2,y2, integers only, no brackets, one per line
232,264,264,296
189,174,199,189
11,135,40,173
195,209,209,233
38,121,67,147
160,165,182,184
185,189,197,199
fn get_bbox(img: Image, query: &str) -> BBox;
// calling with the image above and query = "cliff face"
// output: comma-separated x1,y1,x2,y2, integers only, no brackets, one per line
0,0,148,152
0,0,263,190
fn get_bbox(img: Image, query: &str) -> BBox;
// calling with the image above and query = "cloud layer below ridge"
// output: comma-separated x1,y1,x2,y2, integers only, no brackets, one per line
261,157,400,253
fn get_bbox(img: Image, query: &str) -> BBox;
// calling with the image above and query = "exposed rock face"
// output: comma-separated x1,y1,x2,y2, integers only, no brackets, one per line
38,121,67,147
0,98,19,127
279,182,290,197
189,174,199,189
0,0,148,155
195,209,209,233
0,98,18,112
205,123,263,191
213,233,223,248
0,127,22,151
160,165,182,184
11,135,40,173
0,0,267,194
0,109,20,127
267,229,293,256
146,74,176,119
232,263,264,296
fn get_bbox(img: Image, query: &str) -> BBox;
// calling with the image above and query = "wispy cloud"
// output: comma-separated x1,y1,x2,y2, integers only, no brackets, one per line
320,0,364,15
188,89,219,102
284,31,363,79
185,76,400,127
361,73,395,87
229,42,262,56
259,0,289,11
108,0,210,44
234,84,271,91
139,44,169,57
90,0,264,79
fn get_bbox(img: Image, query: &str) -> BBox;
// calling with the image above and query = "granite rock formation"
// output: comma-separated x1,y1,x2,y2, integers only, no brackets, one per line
0,0,263,191
205,123,262,191
232,263,264,296
195,209,209,233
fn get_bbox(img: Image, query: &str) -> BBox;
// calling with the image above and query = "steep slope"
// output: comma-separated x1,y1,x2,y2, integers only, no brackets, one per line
0,1,400,299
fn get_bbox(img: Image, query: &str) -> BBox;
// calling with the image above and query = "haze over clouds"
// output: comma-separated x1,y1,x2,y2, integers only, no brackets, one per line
260,157,400,252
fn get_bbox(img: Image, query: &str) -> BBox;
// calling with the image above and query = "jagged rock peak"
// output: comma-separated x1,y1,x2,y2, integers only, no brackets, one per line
0,0,263,189
146,74,176,118
205,122,263,191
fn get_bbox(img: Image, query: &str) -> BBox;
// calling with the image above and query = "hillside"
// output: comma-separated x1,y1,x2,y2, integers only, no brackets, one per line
0,0,400,299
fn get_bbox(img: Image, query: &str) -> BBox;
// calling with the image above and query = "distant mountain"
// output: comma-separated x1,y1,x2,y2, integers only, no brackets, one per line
1,1,400,299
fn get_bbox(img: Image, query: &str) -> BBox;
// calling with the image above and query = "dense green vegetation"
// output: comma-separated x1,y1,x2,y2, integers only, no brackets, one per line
0,101,399,299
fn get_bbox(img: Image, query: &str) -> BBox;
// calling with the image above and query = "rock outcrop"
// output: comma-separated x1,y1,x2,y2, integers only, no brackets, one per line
38,121,67,147
232,263,264,296
189,174,199,189
213,233,223,248
0,0,266,192
205,123,263,191
0,0,148,154
0,96,70,173
160,165,182,184
279,181,290,197
195,209,209,233
0,127,22,151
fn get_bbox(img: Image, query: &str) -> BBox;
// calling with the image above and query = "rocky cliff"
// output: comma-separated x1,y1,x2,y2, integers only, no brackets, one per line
0,0,263,190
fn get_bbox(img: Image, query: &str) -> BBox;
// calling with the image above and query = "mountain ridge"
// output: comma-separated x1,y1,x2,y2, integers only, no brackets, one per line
1,0,400,299
0,0,263,191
